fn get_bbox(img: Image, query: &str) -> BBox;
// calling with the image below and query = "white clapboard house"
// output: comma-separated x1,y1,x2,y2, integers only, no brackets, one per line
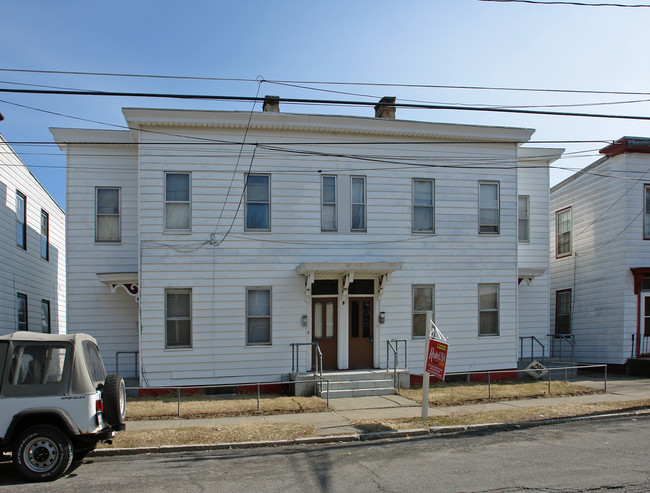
550,137,650,373
51,98,562,389
1,130,66,335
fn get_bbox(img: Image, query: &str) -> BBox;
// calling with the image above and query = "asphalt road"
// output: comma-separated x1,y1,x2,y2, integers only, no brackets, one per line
2,415,650,492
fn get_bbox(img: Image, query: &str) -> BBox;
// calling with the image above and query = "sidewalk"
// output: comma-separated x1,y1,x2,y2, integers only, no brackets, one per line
125,375,650,437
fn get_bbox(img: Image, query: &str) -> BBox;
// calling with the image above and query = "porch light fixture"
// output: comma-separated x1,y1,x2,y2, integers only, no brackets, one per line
379,312,386,324
301,315,308,327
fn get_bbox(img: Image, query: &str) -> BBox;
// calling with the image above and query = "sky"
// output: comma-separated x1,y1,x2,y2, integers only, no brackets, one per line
2,0,650,209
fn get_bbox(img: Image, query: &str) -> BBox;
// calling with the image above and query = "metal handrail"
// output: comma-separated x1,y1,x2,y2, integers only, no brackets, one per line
519,336,545,363
290,342,323,394
386,339,408,391
548,334,575,361
116,350,139,378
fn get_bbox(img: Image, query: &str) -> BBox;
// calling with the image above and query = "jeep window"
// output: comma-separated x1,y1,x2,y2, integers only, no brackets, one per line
7,344,67,387
82,340,107,384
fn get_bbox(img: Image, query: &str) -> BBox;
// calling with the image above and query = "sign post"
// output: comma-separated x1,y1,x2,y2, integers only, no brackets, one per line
422,311,449,420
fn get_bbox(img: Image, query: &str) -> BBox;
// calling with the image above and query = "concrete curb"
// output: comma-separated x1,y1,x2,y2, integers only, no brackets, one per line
89,408,650,458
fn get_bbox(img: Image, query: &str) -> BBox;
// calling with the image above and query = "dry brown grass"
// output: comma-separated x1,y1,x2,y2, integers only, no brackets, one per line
399,379,601,407
99,423,319,448
126,392,328,420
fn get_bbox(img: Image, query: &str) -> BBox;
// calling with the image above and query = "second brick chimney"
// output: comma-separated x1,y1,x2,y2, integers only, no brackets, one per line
374,96,396,119
263,95,280,113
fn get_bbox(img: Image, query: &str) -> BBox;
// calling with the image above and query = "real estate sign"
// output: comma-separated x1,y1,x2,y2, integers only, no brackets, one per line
425,339,449,380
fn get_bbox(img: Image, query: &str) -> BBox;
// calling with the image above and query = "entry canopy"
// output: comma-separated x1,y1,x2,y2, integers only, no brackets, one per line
518,267,546,286
97,272,139,299
296,262,403,297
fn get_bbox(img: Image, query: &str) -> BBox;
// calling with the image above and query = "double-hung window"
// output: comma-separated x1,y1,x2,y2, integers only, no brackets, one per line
413,179,434,233
321,175,337,231
96,187,120,242
555,289,572,334
479,182,499,234
16,191,26,250
412,285,434,338
556,208,571,257
518,195,530,243
17,293,28,331
351,176,366,232
478,284,499,336
247,288,271,345
40,210,49,260
165,173,191,231
644,185,650,239
245,174,270,231
165,289,192,348
41,300,51,333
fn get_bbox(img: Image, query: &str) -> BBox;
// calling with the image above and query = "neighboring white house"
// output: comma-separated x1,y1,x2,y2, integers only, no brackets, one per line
0,131,66,335
52,99,562,388
550,137,650,370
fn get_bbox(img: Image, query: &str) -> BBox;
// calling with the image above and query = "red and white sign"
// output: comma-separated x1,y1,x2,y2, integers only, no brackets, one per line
425,339,449,380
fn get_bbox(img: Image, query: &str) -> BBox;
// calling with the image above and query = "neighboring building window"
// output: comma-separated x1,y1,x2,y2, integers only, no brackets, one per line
351,176,366,232
518,195,530,243
17,293,28,331
96,187,120,242
245,174,270,231
40,210,49,260
479,182,500,234
644,185,650,239
478,284,499,336
247,288,271,345
16,191,26,250
165,289,192,348
412,285,434,338
555,289,572,334
556,207,572,257
165,173,191,231
321,175,337,231
41,300,51,333
413,179,434,233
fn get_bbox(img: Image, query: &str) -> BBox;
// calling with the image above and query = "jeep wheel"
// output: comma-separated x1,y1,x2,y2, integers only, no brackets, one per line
103,373,126,426
13,425,73,482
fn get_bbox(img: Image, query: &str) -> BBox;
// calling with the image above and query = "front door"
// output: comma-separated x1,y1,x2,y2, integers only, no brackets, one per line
312,298,338,370
349,297,374,369
641,293,650,356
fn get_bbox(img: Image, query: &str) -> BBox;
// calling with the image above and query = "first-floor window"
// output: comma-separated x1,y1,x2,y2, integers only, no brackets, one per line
17,293,28,331
555,289,572,334
41,300,51,333
247,288,271,345
165,289,192,348
412,285,434,338
479,284,499,336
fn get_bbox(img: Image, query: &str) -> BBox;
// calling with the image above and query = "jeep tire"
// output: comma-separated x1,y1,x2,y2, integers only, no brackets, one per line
103,373,126,426
13,425,73,482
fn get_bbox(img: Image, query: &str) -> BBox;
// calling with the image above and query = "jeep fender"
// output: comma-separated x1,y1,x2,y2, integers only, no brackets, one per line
2,409,79,447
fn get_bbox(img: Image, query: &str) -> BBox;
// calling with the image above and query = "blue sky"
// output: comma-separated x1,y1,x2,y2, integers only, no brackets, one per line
2,0,650,208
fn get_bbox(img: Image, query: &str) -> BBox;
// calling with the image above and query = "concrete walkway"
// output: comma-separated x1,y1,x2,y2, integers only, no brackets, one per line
125,375,650,437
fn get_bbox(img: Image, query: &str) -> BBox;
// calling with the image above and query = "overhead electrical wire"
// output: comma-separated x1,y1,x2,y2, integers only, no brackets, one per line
477,0,650,6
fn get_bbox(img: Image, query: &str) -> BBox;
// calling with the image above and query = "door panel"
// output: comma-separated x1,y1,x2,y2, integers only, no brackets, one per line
312,298,337,370
349,297,374,369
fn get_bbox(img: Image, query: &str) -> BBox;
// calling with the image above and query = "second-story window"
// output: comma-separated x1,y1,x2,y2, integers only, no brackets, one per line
351,176,366,232
165,173,191,231
413,179,434,233
518,195,530,243
245,174,270,231
16,191,26,250
479,182,499,234
321,175,337,231
556,207,571,257
96,188,121,242
644,185,650,239
40,210,49,260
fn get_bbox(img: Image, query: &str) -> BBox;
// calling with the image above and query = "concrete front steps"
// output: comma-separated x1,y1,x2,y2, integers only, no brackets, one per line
293,369,410,399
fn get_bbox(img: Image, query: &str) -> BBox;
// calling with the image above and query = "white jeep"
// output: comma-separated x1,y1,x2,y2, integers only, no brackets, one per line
0,332,126,481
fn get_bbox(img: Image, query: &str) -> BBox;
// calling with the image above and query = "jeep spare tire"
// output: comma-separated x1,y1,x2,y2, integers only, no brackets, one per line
102,373,126,426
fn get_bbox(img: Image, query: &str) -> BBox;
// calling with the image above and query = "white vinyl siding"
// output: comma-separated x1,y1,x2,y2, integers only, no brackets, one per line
413,179,434,233
479,182,500,234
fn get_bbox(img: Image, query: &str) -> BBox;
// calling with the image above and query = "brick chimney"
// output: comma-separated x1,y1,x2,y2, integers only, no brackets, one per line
263,95,280,112
374,96,396,119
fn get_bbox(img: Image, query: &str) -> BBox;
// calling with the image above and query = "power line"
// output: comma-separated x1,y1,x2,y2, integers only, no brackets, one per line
478,0,650,6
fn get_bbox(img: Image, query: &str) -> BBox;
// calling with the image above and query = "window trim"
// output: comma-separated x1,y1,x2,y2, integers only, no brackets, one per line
478,284,499,337
244,173,271,232
321,175,337,232
40,209,49,260
17,292,28,331
164,172,192,233
165,288,192,349
350,175,367,232
412,284,434,339
644,184,650,240
478,181,500,234
518,195,530,243
95,187,121,243
556,206,572,258
41,299,51,334
555,289,572,335
16,191,26,250
412,179,435,234
246,287,272,346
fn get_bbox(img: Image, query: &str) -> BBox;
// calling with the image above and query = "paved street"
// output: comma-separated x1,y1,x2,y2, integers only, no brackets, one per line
2,414,650,492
